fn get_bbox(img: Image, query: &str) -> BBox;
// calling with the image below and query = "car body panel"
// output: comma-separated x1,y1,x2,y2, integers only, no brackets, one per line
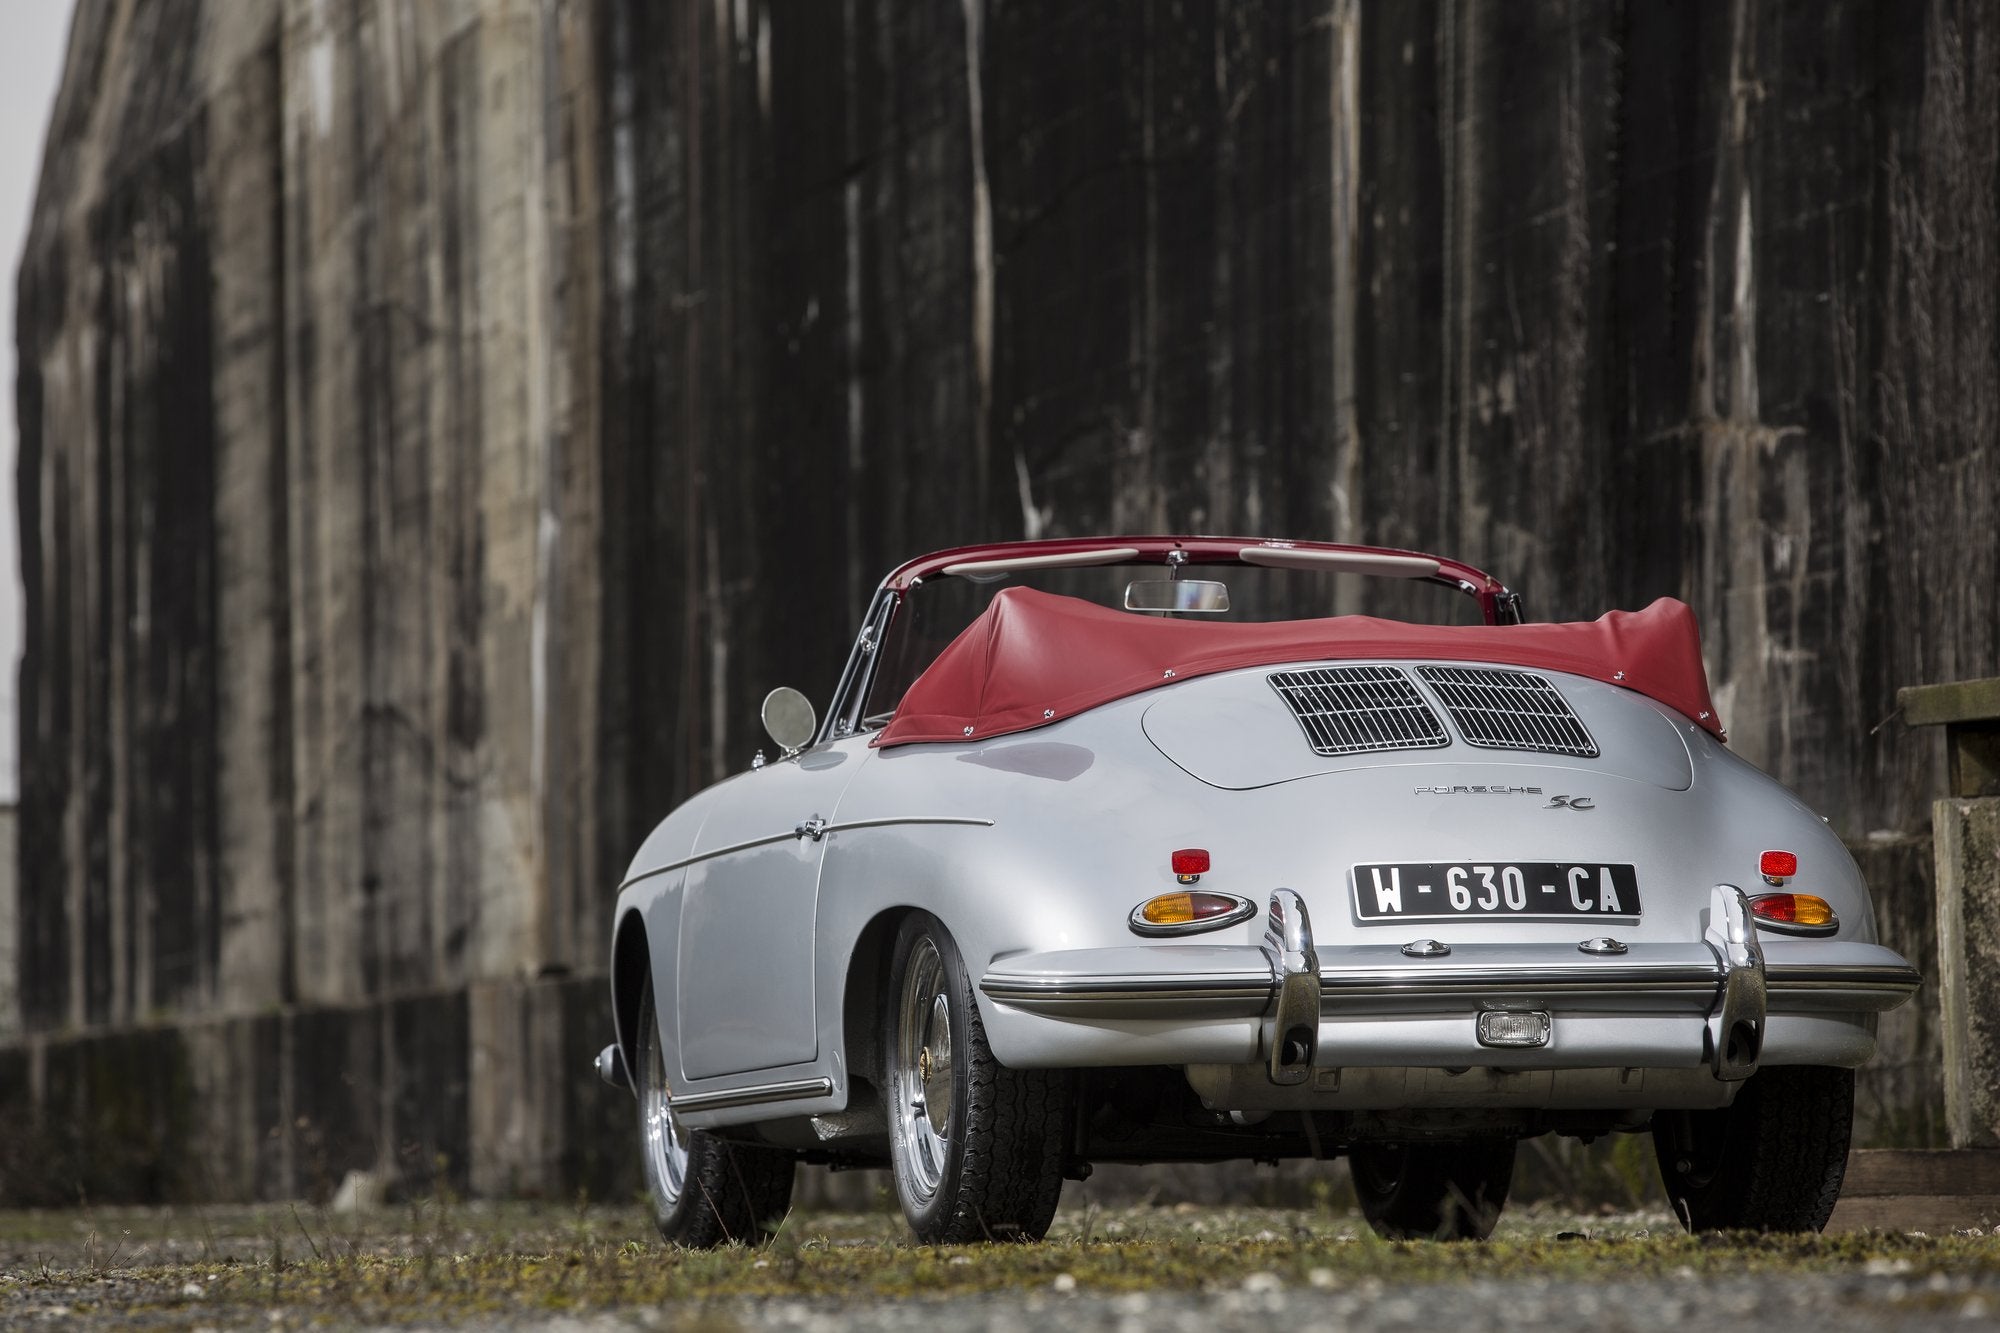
671,745,867,1079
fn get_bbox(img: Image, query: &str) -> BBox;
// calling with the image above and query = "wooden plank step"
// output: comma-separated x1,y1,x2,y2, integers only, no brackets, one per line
1841,1149,2000,1198
1824,1150,2000,1231
1826,1194,2000,1233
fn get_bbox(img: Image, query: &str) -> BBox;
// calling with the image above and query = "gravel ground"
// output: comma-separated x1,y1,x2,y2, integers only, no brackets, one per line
701,1273,2000,1333
3,1202,1996,1330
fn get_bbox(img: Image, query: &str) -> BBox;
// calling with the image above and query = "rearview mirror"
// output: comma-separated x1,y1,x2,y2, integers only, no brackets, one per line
762,686,818,754
1123,579,1231,614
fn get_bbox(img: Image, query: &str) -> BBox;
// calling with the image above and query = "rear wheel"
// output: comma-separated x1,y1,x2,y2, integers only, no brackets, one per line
1653,1064,1852,1233
1349,1139,1516,1240
636,983,796,1247
884,911,1068,1243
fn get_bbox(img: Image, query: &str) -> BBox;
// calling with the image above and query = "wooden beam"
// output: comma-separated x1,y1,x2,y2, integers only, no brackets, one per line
1843,1148,2000,1197
1900,678,2000,727
1827,1195,2000,1233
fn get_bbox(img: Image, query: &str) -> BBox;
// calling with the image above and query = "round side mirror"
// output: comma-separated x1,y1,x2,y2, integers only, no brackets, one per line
761,686,818,754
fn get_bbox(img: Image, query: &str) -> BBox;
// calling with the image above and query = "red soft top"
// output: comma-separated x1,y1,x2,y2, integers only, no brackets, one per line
874,587,1722,747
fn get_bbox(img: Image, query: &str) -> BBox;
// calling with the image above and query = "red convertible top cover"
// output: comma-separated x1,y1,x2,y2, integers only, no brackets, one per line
874,587,1723,747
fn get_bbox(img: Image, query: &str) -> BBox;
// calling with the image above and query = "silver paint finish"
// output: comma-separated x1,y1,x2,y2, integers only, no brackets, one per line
1185,1063,1742,1111
607,638,1917,1139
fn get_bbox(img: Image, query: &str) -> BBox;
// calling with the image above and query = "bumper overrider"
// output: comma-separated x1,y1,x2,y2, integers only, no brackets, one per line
977,885,1921,1086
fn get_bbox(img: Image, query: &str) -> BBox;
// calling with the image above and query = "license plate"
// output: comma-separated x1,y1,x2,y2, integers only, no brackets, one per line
1352,862,1642,923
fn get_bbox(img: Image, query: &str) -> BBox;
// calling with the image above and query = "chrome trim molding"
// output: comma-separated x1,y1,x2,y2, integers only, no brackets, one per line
1748,883,1840,935
823,815,998,836
1751,918,1841,938
1318,961,1723,998
980,972,1276,1006
666,1076,835,1114
980,958,1920,1017
1765,963,1923,994
619,817,996,891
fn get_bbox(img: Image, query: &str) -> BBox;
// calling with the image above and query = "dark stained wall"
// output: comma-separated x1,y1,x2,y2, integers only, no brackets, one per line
12,1,1996,1146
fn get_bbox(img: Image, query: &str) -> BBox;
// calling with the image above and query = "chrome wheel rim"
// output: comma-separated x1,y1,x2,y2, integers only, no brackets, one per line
640,1018,689,1212
894,936,954,1203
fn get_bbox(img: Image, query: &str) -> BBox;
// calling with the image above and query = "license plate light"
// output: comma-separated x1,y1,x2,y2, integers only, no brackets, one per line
1476,1010,1552,1049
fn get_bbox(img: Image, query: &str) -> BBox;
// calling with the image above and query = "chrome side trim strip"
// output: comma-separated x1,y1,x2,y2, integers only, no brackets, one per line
1318,961,1723,998
667,1077,834,1114
621,831,797,890
619,817,995,891
1766,963,1923,993
980,972,1276,1005
822,816,996,836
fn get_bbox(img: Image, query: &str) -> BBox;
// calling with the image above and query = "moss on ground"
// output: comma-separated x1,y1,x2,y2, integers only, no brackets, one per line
1,1202,1995,1326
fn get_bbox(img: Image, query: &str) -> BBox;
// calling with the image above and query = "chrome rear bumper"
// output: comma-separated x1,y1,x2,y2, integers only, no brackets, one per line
978,886,1921,1081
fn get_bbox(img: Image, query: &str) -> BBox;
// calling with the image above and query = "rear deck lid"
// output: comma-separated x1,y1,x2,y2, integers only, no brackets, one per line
1142,664,1693,790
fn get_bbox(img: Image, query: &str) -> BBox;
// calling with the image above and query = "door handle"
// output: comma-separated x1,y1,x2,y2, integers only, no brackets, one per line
795,816,829,841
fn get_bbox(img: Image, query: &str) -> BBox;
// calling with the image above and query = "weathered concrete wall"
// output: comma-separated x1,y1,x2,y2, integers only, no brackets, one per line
0,974,633,1206
11,0,1999,1197
0,808,16,1041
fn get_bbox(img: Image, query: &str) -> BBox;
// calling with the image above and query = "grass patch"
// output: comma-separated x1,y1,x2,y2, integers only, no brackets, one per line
1,1202,1996,1326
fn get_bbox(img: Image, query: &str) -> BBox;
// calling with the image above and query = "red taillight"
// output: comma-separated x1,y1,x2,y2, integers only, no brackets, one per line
1171,849,1211,877
1759,850,1798,880
1749,892,1836,931
1753,893,1798,923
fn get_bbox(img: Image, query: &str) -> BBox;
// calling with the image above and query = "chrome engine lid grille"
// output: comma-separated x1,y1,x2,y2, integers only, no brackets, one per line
1416,665,1599,757
1267,666,1450,756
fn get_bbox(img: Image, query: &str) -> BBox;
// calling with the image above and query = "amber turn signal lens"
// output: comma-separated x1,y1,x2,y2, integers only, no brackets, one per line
1132,890,1254,934
1749,892,1836,929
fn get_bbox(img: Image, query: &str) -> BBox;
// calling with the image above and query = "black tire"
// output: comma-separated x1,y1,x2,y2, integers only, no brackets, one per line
883,911,1069,1243
1653,1064,1852,1233
635,983,796,1247
1349,1139,1516,1240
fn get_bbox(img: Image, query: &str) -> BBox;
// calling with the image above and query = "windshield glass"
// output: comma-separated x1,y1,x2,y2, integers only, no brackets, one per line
860,563,1484,728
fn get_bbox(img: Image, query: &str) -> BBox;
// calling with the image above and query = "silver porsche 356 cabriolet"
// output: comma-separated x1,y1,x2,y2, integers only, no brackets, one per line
597,536,1919,1244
